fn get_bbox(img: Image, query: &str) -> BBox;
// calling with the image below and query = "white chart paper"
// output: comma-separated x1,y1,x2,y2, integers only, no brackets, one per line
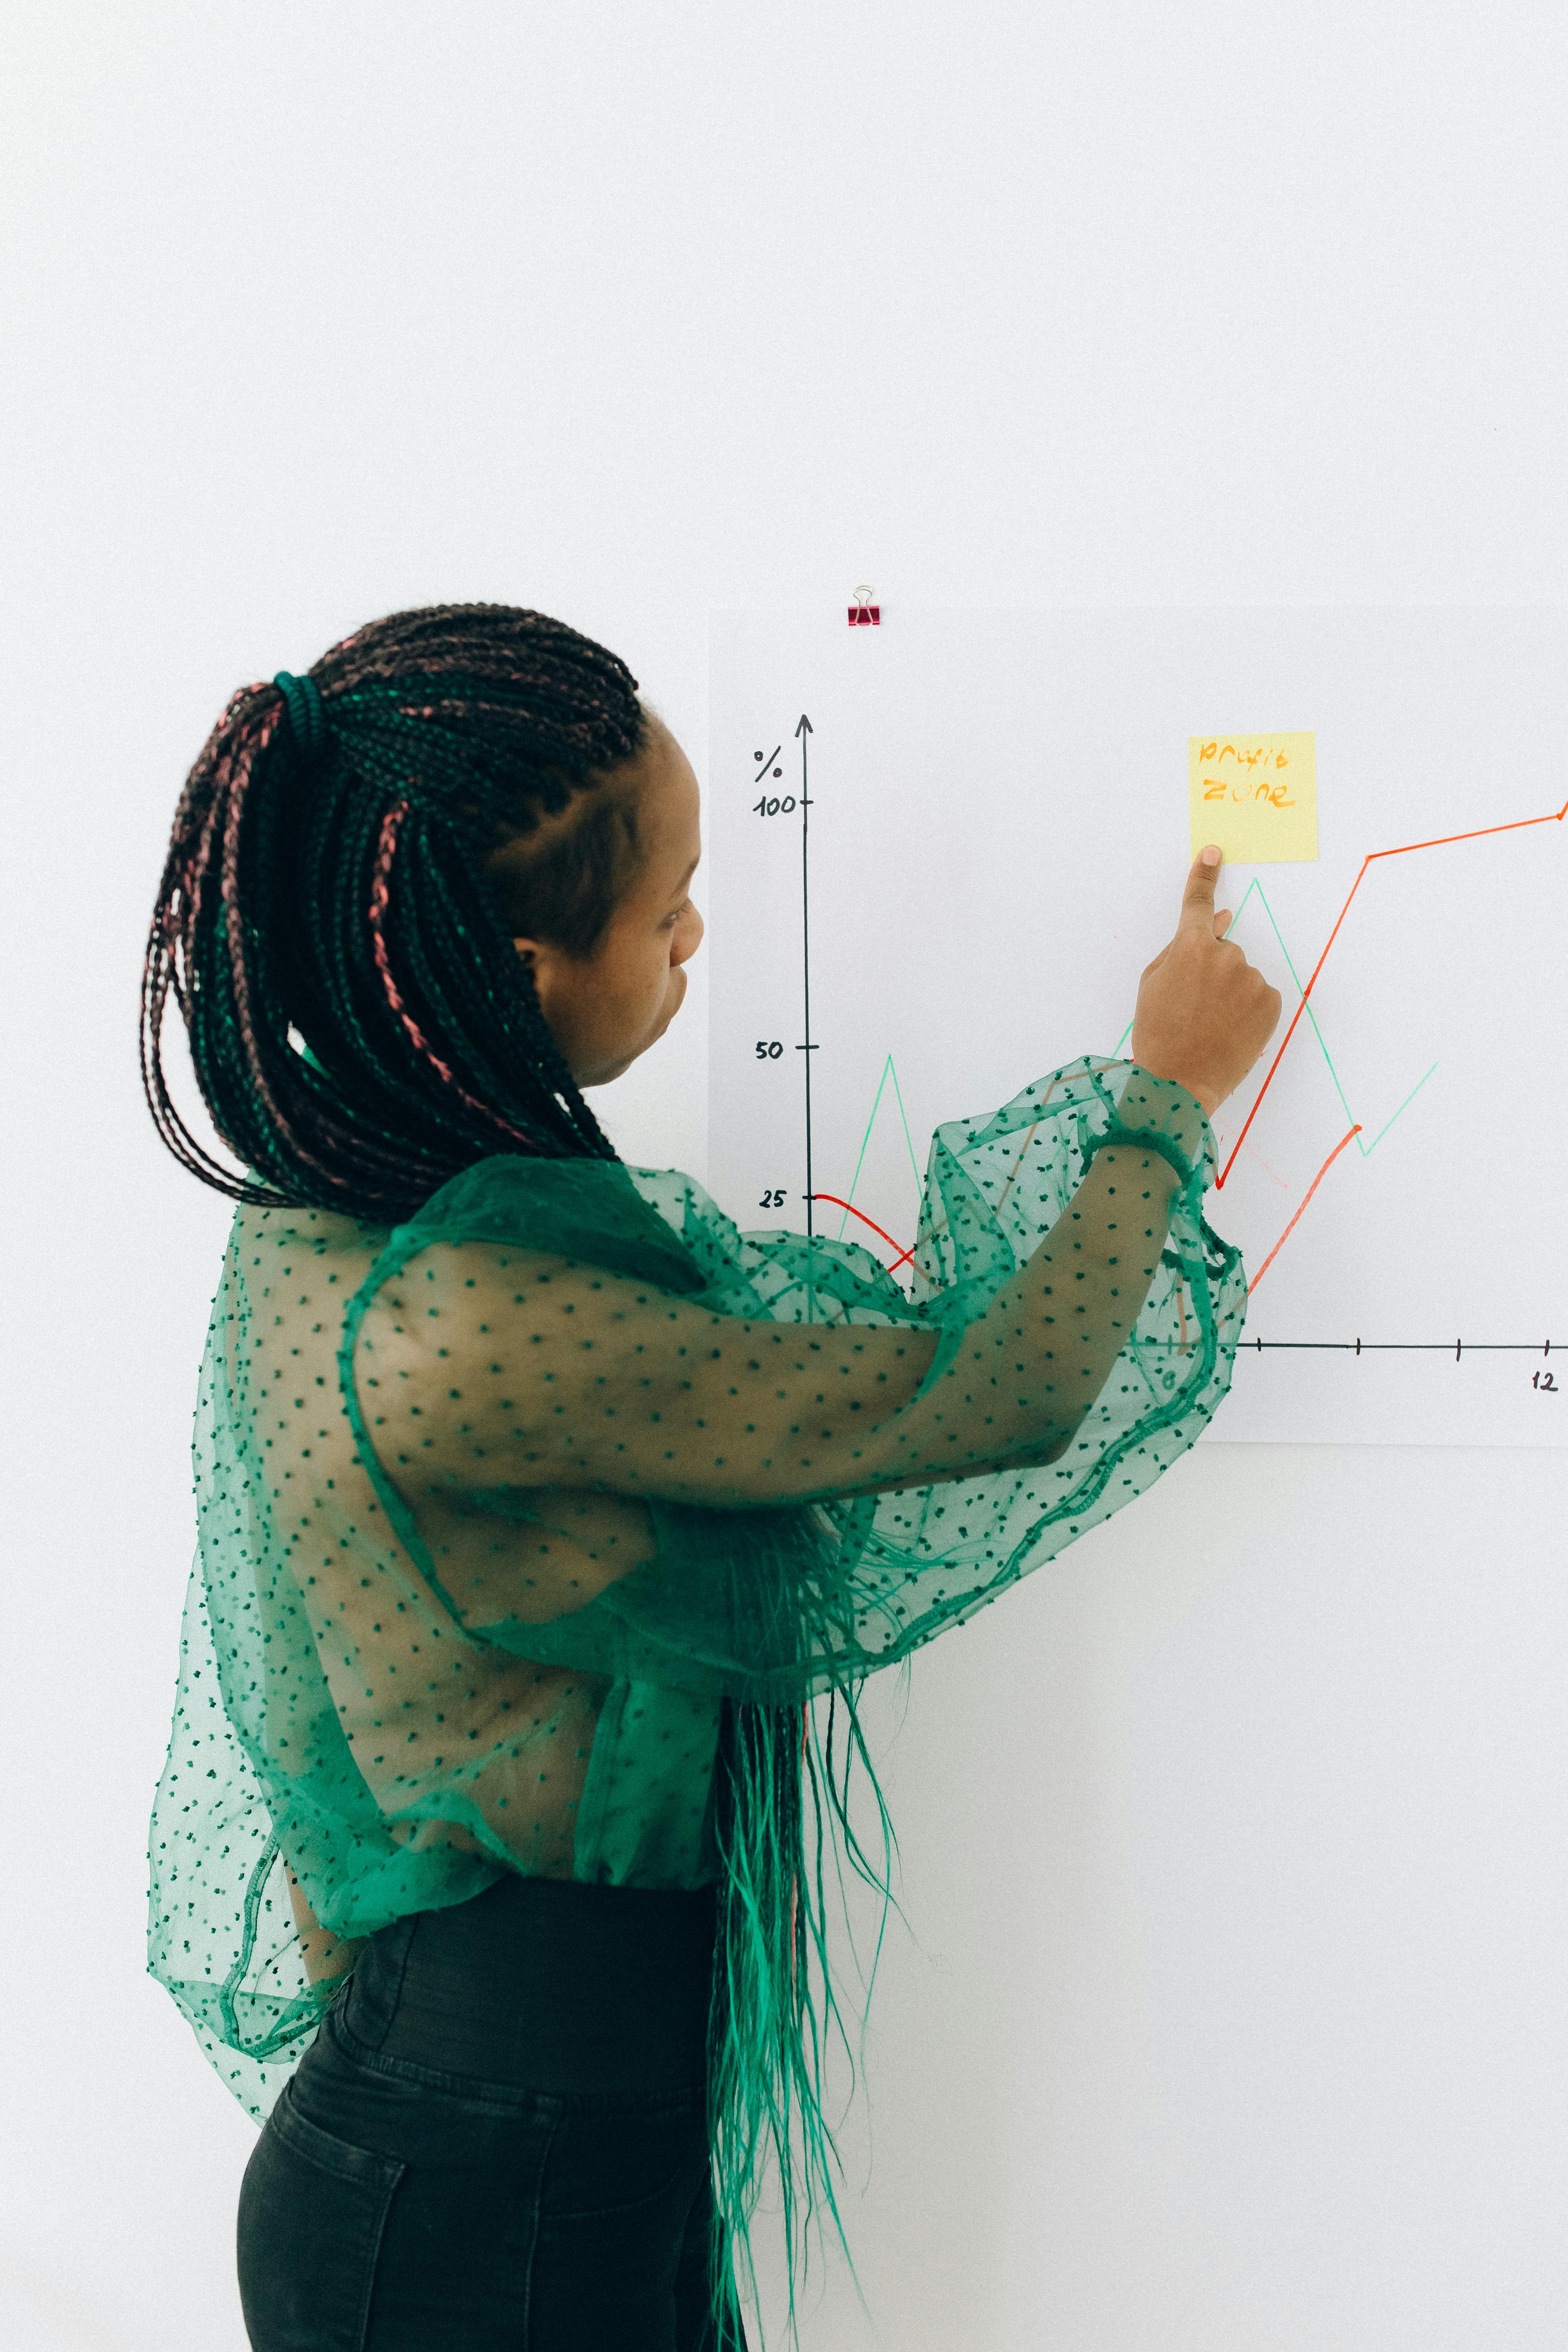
707,608,1568,1446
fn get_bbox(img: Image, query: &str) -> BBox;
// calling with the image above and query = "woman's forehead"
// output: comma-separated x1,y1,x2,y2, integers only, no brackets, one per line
636,728,702,861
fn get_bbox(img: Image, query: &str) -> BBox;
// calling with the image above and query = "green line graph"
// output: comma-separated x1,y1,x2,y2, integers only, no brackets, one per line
833,1051,924,1241
833,875,1437,1245
1110,873,1438,1163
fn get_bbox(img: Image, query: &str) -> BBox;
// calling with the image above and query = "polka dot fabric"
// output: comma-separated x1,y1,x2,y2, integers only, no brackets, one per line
148,1056,1245,2119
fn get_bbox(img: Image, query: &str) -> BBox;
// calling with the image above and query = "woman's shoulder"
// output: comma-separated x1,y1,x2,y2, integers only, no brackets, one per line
225,1154,753,1320
376,1152,714,1298
230,1195,392,1279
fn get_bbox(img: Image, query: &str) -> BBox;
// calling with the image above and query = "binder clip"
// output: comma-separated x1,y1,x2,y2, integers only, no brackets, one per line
848,585,880,627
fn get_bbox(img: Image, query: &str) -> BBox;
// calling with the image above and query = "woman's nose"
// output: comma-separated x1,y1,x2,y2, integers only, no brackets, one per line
672,903,704,966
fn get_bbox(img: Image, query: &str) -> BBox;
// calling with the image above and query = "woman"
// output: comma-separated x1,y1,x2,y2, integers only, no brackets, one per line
142,602,1279,2350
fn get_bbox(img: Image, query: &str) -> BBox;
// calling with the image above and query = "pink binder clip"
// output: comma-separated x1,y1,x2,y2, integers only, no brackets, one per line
848,585,880,627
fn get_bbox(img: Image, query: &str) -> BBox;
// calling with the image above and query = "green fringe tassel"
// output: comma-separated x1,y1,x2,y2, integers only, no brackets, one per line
704,1675,909,2346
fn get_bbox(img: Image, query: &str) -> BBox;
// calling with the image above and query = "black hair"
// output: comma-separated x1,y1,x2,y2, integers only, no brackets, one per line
140,602,651,1224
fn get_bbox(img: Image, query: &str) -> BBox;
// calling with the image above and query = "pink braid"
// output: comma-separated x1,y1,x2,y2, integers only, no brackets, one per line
368,803,540,1149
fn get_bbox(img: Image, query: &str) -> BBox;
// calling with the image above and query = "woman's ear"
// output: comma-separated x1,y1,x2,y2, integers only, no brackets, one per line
512,936,563,1018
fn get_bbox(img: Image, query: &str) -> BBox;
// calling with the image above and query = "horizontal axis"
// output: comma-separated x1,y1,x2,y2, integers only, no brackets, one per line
1247,1338,1553,1357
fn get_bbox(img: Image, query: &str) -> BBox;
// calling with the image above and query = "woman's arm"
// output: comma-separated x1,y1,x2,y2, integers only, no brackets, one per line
352,1119,1184,1512
351,850,1280,1518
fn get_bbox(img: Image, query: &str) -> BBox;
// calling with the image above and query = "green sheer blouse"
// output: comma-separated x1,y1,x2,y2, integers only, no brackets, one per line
148,1054,1245,2125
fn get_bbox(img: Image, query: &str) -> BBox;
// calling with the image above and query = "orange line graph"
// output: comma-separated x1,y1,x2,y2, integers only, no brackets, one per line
825,779,1561,1300
1247,1125,1362,1294
1217,794,1568,1190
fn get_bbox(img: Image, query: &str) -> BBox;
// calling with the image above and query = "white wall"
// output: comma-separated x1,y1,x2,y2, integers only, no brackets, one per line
3,5,1564,2346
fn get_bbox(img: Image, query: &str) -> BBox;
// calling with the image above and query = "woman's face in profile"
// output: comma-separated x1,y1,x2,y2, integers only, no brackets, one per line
510,725,705,1087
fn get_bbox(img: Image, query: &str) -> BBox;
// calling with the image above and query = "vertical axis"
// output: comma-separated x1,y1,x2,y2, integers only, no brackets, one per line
795,713,815,1237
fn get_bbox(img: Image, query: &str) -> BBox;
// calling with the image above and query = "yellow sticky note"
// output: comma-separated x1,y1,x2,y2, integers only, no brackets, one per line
1188,732,1318,863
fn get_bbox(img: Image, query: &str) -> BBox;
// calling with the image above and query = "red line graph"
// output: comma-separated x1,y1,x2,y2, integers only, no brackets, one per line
808,1192,918,1273
1217,794,1568,1189
1246,1125,1362,1294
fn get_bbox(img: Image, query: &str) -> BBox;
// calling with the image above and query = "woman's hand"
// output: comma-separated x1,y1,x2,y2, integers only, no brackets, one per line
1129,847,1282,1116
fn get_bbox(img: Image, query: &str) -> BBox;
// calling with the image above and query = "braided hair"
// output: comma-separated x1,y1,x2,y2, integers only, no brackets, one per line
140,603,651,1225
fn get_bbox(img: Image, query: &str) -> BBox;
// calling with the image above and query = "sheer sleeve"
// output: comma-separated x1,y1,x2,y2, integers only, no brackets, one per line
340,1059,1246,1702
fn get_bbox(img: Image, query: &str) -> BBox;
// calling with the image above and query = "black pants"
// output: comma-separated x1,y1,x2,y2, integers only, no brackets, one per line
237,1874,749,2350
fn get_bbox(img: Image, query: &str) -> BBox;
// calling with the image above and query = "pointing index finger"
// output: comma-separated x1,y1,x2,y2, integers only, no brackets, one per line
1180,843,1224,927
